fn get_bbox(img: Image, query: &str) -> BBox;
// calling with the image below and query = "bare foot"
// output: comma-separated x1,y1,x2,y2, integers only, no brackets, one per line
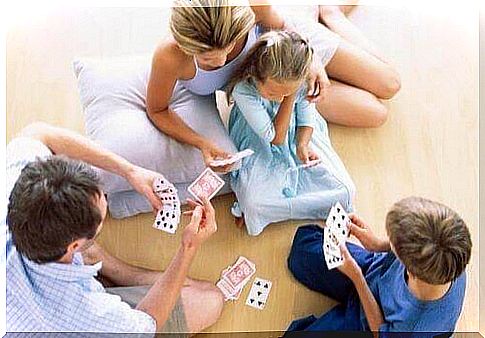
235,216,245,229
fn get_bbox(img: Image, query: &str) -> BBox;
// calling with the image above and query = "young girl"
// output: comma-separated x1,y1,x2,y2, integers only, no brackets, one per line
228,31,355,236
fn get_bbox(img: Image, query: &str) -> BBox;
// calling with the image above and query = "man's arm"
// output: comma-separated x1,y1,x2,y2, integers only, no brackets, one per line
20,122,162,211
136,199,218,331
82,242,161,286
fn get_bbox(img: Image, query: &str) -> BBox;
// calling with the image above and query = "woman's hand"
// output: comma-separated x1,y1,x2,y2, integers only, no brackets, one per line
200,142,233,173
297,144,320,164
307,59,331,103
125,166,164,212
349,213,391,252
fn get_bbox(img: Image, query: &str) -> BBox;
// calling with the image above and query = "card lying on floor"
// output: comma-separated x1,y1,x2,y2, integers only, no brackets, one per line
245,277,272,310
209,149,255,167
188,167,225,202
323,201,350,270
152,176,181,234
216,256,256,301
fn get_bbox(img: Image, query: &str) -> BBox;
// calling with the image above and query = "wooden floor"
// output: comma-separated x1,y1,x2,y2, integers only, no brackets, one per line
6,5,479,335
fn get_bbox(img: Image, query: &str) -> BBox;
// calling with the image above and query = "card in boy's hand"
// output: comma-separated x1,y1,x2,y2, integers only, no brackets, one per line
329,201,350,243
188,167,225,202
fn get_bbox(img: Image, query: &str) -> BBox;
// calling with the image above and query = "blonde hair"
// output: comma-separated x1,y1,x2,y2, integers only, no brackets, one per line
170,0,255,55
386,196,472,284
227,30,313,96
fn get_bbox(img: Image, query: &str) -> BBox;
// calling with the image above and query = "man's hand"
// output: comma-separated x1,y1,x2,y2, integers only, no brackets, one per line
349,214,391,252
125,166,164,212
296,144,320,164
337,242,362,282
306,59,330,103
182,198,217,250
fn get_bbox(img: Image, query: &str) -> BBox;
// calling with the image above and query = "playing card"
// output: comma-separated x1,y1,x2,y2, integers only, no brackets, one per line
209,149,255,167
152,176,172,193
245,277,272,310
153,204,178,234
325,205,337,229
323,227,341,257
152,176,181,234
329,201,350,243
323,227,344,270
324,250,344,270
188,168,225,202
216,256,256,301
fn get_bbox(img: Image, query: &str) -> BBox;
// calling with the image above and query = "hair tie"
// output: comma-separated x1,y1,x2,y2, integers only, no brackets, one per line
266,37,276,47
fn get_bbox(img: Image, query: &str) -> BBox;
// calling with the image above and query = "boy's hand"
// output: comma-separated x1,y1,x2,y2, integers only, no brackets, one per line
337,243,362,282
297,144,320,164
349,214,391,252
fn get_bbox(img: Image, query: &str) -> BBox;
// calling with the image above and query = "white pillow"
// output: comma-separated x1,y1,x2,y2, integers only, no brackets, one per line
73,55,234,218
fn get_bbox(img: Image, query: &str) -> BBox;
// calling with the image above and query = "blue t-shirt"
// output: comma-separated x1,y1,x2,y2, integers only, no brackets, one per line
364,253,466,336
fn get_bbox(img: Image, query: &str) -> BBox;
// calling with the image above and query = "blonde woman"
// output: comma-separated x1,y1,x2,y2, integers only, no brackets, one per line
227,31,355,236
147,1,400,173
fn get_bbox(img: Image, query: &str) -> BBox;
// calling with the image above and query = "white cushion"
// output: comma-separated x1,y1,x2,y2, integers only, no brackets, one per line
73,55,234,218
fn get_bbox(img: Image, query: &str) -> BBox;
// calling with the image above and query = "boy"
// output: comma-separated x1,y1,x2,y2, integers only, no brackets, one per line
286,196,471,336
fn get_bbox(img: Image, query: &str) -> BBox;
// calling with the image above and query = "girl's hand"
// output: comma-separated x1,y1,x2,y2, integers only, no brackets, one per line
307,59,330,103
200,142,233,173
297,144,320,164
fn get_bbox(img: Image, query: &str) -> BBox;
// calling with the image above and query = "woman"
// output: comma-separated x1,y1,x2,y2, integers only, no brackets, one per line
146,0,400,172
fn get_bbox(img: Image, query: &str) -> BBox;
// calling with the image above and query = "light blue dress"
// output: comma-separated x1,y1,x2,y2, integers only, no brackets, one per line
228,79,356,236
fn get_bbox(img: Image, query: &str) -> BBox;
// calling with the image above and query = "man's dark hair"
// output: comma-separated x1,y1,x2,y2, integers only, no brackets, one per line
7,155,103,263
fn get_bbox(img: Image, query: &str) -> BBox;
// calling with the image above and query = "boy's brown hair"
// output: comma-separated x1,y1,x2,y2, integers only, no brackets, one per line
386,196,471,285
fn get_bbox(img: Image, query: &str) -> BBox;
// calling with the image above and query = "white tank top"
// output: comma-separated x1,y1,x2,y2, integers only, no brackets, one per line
178,25,261,96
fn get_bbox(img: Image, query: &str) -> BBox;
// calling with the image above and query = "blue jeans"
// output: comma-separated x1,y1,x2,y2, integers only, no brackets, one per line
286,224,376,332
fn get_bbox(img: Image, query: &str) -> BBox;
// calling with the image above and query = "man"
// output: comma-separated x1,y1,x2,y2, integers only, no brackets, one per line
5,122,223,334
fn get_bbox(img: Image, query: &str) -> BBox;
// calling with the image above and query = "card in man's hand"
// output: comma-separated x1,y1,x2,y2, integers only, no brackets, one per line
188,167,225,202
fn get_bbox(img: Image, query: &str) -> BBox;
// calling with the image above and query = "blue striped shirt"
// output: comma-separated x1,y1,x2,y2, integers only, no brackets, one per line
4,137,156,334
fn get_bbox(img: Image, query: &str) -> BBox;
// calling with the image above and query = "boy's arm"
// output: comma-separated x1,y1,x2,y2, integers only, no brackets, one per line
20,122,162,211
338,244,384,336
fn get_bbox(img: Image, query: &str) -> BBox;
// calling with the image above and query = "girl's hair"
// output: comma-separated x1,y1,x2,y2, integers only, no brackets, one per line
170,0,255,55
227,30,314,96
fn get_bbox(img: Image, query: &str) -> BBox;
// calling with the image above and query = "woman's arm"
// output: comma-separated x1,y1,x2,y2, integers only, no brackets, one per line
250,1,285,29
146,42,208,149
146,42,230,168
